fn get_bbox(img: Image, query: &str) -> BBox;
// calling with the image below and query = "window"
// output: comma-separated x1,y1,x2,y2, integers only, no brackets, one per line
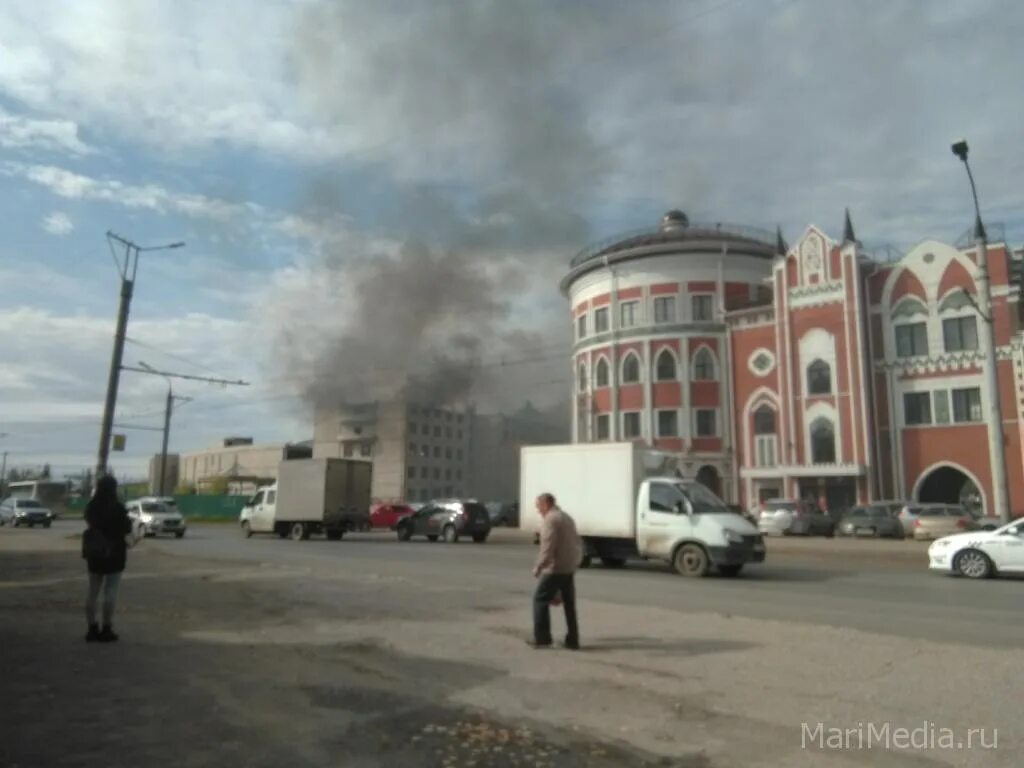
577,314,587,338
577,363,587,392
623,412,642,439
655,349,676,381
903,392,932,426
753,406,776,435
933,390,950,424
621,354,640,384
433,426,441,437
952,387,982,423
810,418,836,463
445,448,452,460
620,301,638,328
693,348,716,381
751,351,773,374
445,469,451,480
657,410,678,437
457,430,462,440
407,466,416,479
654,296,676,323
420,467,428,479
754,406,778,467
408,442,416,453
594,307,609,333
806,359,832,395
650,483,686,513
266,490,276,505
445,428,452,438
433,468,440,480
895,323,928,357
595,358,610,387
943,316,978,352
456,449,463,460
692,294,714,322
343,443,355,457
695,409,716,437
360,442,372,457
433,446,441,458
595,414,610,440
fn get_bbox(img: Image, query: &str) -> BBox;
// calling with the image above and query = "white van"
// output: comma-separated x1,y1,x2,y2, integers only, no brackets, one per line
521,443,765,577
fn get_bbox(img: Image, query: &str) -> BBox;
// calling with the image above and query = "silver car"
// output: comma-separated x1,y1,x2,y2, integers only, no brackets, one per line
0,498,55,528
127,499,187,538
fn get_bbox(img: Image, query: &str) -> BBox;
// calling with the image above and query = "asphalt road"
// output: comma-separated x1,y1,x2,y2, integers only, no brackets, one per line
144,522,1022,650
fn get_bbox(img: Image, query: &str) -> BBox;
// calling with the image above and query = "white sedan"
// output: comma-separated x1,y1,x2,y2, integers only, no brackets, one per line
928,519,1024,579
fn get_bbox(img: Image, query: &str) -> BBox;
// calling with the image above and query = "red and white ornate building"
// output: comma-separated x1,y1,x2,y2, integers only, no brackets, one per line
564,210,1024,516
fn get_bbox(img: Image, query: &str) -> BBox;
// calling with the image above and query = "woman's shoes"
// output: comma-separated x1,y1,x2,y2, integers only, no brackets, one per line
86,624,119,643
98,625,119,643
85,624,100,643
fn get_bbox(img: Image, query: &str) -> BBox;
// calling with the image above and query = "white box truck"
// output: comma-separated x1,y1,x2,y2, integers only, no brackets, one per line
520,443,765,577
239,458,372,541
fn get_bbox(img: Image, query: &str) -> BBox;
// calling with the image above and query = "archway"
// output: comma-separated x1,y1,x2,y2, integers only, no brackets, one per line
917,465,982,515
696,465,721,497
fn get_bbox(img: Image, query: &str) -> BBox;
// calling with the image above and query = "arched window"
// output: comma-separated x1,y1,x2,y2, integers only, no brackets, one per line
692,347,716,381
810,417,835,463
621,353,641,384
753,405,777,467
655,349,676,381
577,362,587,392
595,358,610,388
806,359,831,395
753,406,775,434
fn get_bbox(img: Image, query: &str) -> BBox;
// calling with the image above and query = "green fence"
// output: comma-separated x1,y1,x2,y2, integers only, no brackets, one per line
66,494,248,520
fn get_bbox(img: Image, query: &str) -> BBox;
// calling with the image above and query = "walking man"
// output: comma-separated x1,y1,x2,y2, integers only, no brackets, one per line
529,492,581,650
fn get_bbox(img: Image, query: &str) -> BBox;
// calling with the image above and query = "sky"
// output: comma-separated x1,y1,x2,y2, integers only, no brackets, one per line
1,0,1023,481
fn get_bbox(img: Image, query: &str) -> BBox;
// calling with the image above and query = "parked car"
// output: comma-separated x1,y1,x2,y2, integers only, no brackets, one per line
0,497,55,528
484,501,519,527
728,504,757,526
126,499,187,539
900,504,977,540
836,505,904,538
396,500,491,543
968,510,1001,532
757,499,835,537
369,503,415,530
928,517,1024,578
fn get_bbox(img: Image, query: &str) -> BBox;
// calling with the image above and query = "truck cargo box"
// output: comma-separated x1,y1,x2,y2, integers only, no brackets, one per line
275,458,372,524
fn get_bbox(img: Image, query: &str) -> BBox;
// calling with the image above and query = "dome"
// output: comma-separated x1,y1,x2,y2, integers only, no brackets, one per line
661,210,689,231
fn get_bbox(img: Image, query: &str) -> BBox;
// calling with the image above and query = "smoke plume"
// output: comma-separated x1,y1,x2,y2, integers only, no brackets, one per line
270,0,643,411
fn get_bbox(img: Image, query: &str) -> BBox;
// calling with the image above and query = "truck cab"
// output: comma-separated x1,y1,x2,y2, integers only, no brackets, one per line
240,484,277,537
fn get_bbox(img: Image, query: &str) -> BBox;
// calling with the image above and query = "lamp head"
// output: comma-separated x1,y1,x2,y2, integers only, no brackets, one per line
951,139,969,162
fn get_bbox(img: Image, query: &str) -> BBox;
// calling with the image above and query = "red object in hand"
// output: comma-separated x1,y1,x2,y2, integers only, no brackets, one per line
550,595,563,607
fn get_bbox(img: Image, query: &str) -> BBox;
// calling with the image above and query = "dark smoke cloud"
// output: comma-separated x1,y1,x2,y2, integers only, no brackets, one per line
273,0,631,409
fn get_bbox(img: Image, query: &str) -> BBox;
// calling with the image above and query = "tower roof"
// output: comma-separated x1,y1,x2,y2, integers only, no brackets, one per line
776,225,788,255
842,208,857,244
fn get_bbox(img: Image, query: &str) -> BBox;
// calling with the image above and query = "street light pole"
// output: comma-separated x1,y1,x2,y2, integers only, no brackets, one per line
951,140,1011,524
95,234,184,481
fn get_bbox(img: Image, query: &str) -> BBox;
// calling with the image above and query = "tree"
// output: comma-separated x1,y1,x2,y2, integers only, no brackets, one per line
40,464,51,479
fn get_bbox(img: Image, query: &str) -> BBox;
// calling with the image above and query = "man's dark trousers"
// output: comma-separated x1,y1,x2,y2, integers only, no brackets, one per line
533,573,579,647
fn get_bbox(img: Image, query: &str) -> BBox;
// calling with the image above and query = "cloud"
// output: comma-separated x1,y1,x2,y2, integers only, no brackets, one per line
0,107,94,155
41,211,73,236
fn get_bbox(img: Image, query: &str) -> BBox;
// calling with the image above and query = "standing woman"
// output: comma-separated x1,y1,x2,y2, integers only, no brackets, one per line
82,475,132,643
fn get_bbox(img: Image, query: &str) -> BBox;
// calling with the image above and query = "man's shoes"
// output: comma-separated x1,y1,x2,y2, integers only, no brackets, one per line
98,625,119,643
85,624,100,643
525,639,553,649
561,640,581,651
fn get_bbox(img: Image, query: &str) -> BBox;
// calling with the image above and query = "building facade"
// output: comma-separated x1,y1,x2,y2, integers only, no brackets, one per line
178,438,312,495
566,210,1024,517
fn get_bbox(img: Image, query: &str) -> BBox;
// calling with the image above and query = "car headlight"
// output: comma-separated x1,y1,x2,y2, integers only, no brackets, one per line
141,515,154,525
930,539,950,549
724,529,744,544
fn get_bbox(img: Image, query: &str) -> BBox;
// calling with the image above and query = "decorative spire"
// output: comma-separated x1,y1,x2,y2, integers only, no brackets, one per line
775,225,788,255
842,208,857,244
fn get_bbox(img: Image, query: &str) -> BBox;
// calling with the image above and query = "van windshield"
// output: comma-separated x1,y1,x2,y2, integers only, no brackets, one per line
677,483,730,514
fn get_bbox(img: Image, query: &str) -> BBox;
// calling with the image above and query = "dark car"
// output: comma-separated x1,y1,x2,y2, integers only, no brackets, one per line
396,500,491,543
757,499,836,537
836,505,904,538
484,501,519,528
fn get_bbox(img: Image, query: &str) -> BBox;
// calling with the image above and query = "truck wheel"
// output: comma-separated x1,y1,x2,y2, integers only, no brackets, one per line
326,529,344,541
289,522,309,542
442,525,459,544
674,544,709,577
472,533,488,543
718,564,743,577
397,525,412,542
242,521,252,538
600,557,626,568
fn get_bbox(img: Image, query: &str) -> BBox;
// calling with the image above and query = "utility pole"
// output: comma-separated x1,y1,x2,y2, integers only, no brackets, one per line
951,139,1011,524
95,233,185,480
1,452,7,498
131,362,249,496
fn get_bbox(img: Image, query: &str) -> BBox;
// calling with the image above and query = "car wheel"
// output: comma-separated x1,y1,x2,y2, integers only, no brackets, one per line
954,549,994,579
600,556,626,568
673,543,709,577
242,521,252,538
472,533,488,544
289,522,309,542
43,521,52,529
824,528,835,539
397,524,412,542
718,564,743,577
325,529,343,541
442,525,458,544
175,531,185,539
427,534,439,542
